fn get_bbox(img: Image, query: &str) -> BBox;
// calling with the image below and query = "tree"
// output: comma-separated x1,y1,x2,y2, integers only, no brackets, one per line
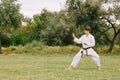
66,0,107,43
33,9,54,40
0,0,22,28
33,9,73,46
0,42,1,54
100,0,120,52
0,0,22,53
66,0,120,52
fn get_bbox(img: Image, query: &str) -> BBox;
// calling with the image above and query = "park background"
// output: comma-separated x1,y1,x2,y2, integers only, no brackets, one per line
0,0,120,80
0,0,120,54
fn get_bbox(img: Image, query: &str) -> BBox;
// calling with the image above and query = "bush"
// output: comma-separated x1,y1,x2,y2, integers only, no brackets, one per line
2,45,120,55
24,40,47,50
0,32,11,46
33,10,74,46
40,24,73,46
11,29,26,45
10,27,39,46
3,40,47,54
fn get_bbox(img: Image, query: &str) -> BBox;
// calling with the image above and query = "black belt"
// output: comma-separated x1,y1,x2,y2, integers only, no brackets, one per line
81,47,92,58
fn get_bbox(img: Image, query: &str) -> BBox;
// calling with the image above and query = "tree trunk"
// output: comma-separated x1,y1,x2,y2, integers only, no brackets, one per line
108,35,117,52
0,40,2,54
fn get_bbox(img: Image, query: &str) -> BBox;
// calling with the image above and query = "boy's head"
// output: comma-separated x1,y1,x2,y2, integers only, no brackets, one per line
84,27,91,35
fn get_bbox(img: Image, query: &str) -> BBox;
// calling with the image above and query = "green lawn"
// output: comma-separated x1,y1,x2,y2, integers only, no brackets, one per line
0,54,120,80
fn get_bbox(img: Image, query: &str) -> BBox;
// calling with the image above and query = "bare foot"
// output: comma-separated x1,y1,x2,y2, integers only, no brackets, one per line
66,65,73,71
97,66,101,70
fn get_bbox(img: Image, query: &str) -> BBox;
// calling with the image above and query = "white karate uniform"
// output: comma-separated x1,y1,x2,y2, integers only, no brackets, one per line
71,34,101,67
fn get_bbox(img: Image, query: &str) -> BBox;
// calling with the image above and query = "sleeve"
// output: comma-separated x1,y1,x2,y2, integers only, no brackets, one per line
73,36,83,44
87,36,95,47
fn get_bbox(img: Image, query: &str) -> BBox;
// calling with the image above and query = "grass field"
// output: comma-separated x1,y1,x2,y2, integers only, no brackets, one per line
0,54,120,80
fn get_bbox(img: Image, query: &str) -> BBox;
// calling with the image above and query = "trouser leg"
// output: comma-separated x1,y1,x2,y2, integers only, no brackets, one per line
89,49,101,66
71,50,82,67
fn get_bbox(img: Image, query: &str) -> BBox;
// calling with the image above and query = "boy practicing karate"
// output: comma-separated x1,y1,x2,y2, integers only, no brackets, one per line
67,27,101,70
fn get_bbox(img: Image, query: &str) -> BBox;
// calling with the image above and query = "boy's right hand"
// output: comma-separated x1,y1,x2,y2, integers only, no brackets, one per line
72,33,76,39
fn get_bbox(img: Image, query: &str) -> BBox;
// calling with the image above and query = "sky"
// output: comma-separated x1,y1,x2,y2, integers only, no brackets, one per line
19,0,66,18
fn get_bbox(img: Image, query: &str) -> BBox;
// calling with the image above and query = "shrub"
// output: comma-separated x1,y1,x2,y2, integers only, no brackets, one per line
2,45,120,55
40,25,73,46
0,33,11,46
2,41,47,54
24,40,47,50
10,27,39,46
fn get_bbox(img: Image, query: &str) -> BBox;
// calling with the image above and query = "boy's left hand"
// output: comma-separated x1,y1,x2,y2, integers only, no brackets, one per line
72,33,76,39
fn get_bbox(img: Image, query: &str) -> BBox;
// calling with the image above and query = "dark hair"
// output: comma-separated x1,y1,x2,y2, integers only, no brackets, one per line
84,27,91,31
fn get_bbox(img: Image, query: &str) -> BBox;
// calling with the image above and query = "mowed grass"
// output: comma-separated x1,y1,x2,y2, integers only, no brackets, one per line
0,54,120,80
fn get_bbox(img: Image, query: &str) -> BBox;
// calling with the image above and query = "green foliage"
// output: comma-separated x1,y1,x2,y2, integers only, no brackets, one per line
33,9,52,30
10,27,38,45
66,0,105,42
3,41,47,54
0,0,22,28
0,0,120,53
0,32,11,46
24,40,47,50
67,0,100,27
11,28,26,45
66,0,120,52
33,10,73,46
40,24,72,46
0,0,22,48
2,45,120,55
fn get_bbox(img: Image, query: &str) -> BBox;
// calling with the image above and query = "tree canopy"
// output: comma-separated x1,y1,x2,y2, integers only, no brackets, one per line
0,0,120,53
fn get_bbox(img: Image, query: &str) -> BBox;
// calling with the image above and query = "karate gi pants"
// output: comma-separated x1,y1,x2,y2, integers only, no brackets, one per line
71,48,101,67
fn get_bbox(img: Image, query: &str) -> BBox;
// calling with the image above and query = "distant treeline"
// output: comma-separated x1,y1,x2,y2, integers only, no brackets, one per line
0,0,120,52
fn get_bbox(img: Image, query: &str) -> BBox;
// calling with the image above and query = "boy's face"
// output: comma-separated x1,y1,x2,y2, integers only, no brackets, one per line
84,30,90,35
